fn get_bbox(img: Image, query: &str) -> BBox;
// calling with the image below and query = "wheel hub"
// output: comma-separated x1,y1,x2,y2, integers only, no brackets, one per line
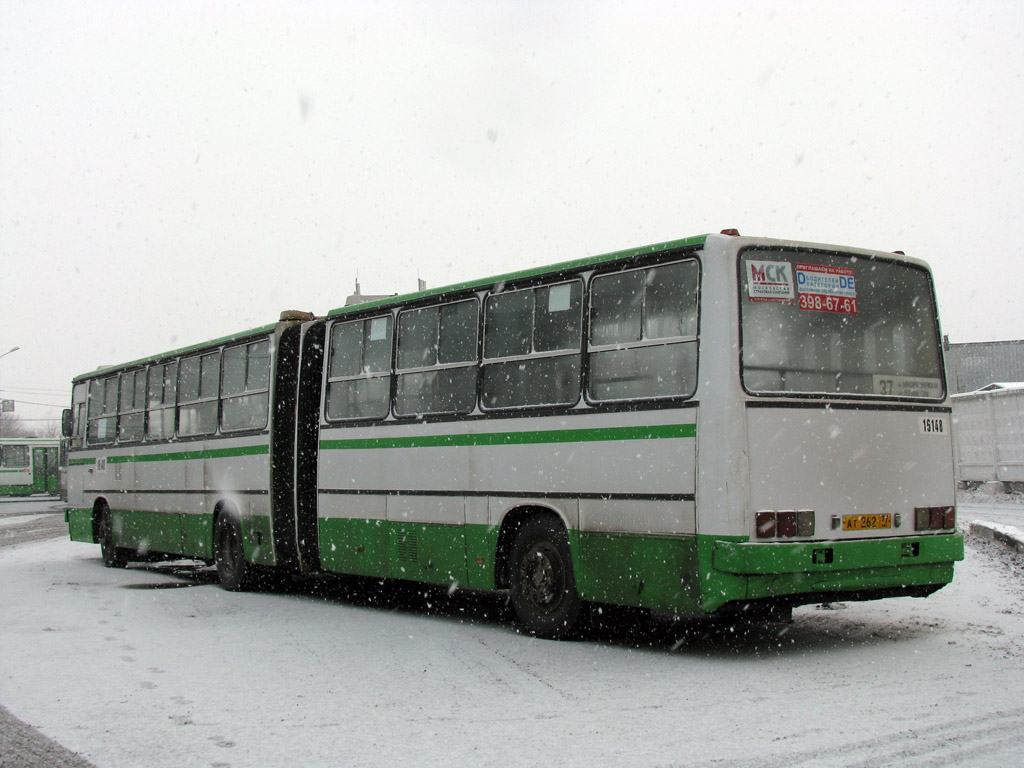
520,543,563,610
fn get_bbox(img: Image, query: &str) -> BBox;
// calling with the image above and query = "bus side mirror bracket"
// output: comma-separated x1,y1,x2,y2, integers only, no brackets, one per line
61,408,73,438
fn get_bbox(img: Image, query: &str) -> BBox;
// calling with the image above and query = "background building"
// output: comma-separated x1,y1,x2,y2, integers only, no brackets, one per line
945,338,1024,394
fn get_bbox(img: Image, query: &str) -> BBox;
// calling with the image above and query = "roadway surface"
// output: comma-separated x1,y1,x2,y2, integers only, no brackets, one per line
1,496,1022,767
0,498,97,768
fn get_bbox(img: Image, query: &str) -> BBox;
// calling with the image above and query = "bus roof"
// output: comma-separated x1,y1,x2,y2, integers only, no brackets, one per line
71,234,710,383
71,232,922,383
325,234,712,317
72,321,279,383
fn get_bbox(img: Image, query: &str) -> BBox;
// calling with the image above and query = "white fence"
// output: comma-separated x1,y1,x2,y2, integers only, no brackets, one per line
952,383,1024,484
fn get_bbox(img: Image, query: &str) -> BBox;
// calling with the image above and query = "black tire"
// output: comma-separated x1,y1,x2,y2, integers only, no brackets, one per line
508,516,584,639
97,504,130,568
215,514,256,591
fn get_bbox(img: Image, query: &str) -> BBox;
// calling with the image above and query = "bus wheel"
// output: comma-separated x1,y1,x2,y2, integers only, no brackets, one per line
215,515,255,591
97,505,129,569
509,516,583,639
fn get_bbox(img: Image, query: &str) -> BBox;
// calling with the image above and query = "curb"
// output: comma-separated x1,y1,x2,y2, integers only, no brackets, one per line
969,520,1024,554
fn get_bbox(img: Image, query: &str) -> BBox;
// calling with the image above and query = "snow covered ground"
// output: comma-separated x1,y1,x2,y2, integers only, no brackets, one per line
959,487,1024,527
1,498,1023,768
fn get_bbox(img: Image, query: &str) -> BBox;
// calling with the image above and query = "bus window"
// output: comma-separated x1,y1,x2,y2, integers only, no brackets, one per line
147,362,177,440
118,370,147,442
395,299,478,416
87,376,118,444
588,260,699,402
482,280,582,409
740,251,944,398
220,339,271,432
178,351,220,436
325,315,393,421
1,444,29,468
69,382,87,449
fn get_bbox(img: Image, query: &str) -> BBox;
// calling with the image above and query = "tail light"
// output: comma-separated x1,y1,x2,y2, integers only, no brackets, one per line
756,510,814,539
914,506,956,531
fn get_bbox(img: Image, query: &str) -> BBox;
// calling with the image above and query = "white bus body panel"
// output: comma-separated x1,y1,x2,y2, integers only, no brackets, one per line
746,407,955,537
318,407,697,536
693,235,751,537
70,436,271,521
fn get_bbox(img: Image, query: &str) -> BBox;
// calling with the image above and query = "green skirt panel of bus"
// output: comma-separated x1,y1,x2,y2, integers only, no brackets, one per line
318,519,706,614
314,518,963,617
66,508,96,543
69,498,964,618
319,517,469,586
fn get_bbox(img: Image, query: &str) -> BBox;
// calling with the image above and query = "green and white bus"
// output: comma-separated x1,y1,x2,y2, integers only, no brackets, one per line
0,437,60,497
63,232,964,637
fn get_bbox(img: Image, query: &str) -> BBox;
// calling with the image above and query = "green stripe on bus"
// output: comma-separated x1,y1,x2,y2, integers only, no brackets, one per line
320,423,696,451
68,445,268,466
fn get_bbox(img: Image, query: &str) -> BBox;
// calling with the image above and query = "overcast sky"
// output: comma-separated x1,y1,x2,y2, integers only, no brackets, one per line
2,0,1023,427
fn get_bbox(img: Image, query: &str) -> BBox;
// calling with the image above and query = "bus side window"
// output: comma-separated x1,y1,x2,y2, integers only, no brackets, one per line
220,339,271,432
587,260,699,403
325,316,393,421
118,370,146,442
1,444,29,468
395,299,478,417
147,362,177,440
481,280,583,410
87,376,118,444
178,351,220,436
69,382,88,449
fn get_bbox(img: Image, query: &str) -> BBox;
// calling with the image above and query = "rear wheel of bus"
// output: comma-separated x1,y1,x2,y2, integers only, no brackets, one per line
97,503,130,569
509,515,584,639
214,513,257,591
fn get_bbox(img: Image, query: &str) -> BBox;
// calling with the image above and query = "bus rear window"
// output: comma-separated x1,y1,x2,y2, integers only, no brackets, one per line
739,250,944,399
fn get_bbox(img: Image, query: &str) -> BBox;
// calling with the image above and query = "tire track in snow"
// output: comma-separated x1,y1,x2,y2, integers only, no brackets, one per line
451,635,580,705
678,706,1024,768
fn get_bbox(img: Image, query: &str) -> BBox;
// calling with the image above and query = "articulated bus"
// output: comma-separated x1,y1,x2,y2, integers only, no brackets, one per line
63,232,964,638
0,438,60,497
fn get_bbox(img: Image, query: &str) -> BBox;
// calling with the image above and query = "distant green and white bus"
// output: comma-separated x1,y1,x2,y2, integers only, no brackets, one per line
0,437,60,496
63,232,964,637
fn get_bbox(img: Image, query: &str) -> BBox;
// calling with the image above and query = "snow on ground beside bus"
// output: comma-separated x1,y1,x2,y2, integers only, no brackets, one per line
958,490,1024,544
1,502,1023,766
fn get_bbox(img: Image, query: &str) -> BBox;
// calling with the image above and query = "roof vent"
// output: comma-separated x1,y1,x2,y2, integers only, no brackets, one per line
279,310,315,322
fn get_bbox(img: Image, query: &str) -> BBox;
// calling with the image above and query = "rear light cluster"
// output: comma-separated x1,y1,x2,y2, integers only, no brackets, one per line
756,510,815,539
915,506,956,531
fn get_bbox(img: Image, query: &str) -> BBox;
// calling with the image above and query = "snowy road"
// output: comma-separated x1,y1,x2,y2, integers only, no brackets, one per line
1,501,1023,768
959,498,1024,531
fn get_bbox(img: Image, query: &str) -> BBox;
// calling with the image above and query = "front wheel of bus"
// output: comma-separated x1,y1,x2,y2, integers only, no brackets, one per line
215,515,255,592
509,517,584,640
98,505,129,569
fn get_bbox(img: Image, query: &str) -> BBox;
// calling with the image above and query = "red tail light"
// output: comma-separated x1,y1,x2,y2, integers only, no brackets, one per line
756,511,776,539
915,506,955,531
755,510,814,540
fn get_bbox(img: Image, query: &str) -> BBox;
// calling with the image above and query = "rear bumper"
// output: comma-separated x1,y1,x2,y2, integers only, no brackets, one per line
702,534,964,613
713,534,964,575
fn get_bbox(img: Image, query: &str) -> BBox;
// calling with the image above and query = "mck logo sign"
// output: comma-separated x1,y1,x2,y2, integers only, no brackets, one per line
746,259,795,302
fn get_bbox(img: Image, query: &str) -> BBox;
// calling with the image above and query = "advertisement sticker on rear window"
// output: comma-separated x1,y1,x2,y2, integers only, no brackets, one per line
796,263,858,315
746,260,795,302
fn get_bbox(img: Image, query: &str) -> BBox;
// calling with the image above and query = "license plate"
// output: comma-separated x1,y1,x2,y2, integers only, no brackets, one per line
842,514,892,531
